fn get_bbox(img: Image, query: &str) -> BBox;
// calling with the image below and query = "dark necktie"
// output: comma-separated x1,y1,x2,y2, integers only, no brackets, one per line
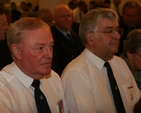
32,80,51,113
104,62,126,113
66,33,75,44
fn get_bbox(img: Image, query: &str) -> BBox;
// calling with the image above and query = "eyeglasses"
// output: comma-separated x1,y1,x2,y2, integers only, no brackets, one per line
136,52,141,58
90,28,124,37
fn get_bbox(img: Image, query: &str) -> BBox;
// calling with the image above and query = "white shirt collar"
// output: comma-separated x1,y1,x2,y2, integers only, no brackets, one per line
12,62,33,89
84,48,105,70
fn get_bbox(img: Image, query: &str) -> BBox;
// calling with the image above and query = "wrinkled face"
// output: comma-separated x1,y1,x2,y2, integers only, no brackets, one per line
90,18,121,60
0,14,8,41
123,8,139,27
54,7,73,32
13,27,54,79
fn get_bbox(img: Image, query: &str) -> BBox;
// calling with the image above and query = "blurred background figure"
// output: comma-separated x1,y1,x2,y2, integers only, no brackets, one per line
10,2,21,23
121,29,141,90
110,0,121,16
0,2,11,25
93,0,110,8
27,2,33,12
38,8,54,27
68,0,78,10
20,1,28,14
0,7,13,70
72,0,87,23
21,2,37,18
103,0,111,8
0,3,5,9
95,0,104,8
118,0,141,56
88,0,96,11
51,4,84,75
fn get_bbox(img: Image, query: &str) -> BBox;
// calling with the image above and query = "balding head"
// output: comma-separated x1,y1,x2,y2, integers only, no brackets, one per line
52,4,73,32
53,4,72,17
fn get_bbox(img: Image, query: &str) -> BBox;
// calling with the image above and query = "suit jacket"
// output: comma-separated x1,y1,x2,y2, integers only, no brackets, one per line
0,40,13,70
51,25,84,75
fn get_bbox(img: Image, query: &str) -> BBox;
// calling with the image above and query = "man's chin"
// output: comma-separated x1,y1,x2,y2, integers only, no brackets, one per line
112,48,119,54
43,68,51,75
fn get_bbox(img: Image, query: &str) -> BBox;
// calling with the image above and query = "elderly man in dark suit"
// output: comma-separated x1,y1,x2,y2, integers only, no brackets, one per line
51,4,84,76
118,1,141,55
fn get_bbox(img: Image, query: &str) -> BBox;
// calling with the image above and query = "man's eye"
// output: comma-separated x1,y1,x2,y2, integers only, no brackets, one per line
108,30,113,33
104,30,112,34
50,44,54,48
38,47,43,50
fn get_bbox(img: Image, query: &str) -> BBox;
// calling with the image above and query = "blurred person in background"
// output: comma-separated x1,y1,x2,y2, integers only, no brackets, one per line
38,8,54,27
68,0,78,10
88,0,96,11
51,4,84,75
10,2,21,23
72,0,87,23
121,29,141,90
110,0,121,16
0,7,13,70
118,0,141,55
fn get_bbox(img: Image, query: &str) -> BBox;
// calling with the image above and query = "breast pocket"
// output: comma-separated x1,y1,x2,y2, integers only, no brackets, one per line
122,84,134,109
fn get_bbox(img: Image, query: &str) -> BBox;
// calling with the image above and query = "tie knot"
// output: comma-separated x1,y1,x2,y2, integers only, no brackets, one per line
66,33,75,43
66,33,71,38
104,62,110,68
32,80,40,88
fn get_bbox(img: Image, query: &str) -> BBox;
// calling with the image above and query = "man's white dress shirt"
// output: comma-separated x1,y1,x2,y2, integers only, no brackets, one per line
0,62,68,113
61,48,141,113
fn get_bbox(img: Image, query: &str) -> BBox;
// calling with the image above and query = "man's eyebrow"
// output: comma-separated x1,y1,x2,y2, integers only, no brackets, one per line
104,26,120,30
35,43,45,46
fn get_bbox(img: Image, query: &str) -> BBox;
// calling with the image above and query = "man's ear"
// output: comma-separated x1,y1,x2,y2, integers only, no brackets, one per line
86,32,94,45
11,44,21,60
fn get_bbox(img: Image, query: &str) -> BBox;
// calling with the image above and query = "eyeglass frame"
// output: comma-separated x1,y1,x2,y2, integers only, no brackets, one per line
135,52,141,58
89,28,124,38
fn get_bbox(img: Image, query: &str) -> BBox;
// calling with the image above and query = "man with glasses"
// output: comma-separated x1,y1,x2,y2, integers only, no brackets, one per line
121,29,141,91
61,8,141,113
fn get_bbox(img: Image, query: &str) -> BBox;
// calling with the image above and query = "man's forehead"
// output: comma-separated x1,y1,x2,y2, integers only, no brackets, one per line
98,18,118,28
